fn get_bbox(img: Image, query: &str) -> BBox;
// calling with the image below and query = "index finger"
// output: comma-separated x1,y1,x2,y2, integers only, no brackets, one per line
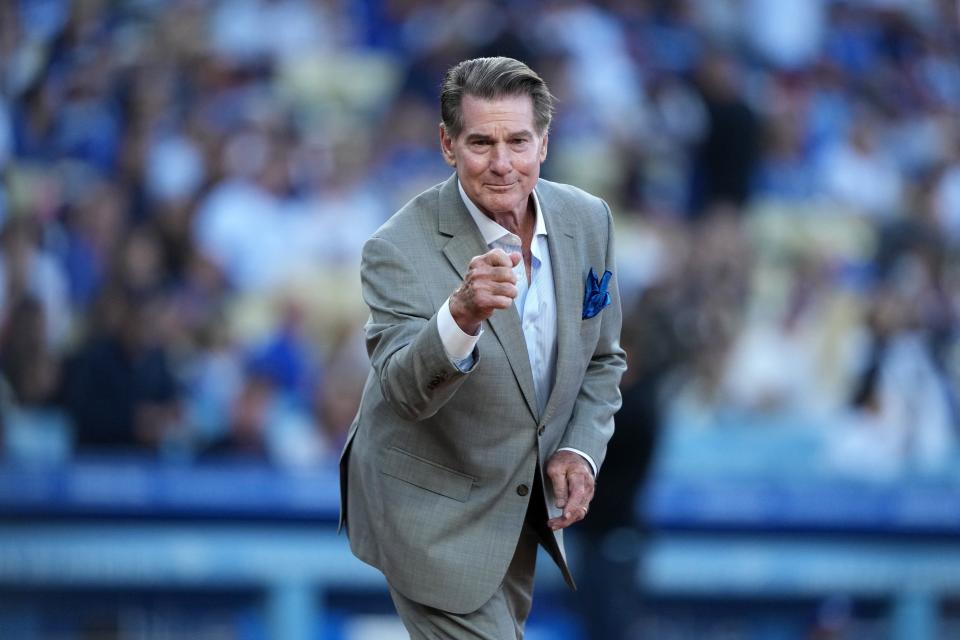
481,248,514,268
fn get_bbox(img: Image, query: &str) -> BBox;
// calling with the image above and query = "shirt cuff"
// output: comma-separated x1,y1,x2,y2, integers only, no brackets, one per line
438,297,482,361
557,447,597,477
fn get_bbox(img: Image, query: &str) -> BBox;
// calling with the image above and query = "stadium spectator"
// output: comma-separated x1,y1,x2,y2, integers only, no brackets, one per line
689,52,761,214
63,285,181,451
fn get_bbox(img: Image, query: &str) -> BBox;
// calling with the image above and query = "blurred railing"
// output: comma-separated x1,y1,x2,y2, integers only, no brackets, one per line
2,435,960,639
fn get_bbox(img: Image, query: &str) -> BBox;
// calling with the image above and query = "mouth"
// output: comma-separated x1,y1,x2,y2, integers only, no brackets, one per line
485,183,516,192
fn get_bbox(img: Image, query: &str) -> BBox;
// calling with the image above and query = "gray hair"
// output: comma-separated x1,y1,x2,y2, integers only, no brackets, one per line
440,57,555,139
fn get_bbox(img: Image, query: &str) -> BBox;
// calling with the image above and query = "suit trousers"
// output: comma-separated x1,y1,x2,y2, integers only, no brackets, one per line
388,473,552,639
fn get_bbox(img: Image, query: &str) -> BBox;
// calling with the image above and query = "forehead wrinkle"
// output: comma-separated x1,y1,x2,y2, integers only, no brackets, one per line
461,117,536,140
460,95,538,138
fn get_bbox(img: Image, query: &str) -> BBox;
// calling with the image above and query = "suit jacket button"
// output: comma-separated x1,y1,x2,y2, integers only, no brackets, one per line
537,425,545,436
516,484,529,497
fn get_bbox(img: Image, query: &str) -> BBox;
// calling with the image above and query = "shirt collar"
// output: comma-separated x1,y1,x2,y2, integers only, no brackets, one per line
457,180,547,248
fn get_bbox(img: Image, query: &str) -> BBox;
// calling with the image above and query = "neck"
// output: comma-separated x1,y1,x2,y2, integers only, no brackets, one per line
485,197,535,242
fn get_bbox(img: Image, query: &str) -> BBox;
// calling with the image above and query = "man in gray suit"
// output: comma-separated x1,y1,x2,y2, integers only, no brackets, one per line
340,56,626,639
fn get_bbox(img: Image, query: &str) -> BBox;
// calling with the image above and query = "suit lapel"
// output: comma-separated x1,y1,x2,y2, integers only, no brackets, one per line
437,176,540,421
539,182,581,425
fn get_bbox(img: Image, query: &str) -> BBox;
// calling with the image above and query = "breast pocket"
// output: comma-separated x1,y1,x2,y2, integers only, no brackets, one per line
380,446,475,502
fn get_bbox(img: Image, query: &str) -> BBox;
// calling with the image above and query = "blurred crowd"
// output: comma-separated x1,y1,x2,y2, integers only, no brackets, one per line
0,0,958,477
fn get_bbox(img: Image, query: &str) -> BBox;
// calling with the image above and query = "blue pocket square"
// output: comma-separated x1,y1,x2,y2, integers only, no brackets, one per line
582,268,612,319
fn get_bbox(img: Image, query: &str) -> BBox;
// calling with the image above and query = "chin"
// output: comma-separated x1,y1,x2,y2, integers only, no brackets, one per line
482,197,523,215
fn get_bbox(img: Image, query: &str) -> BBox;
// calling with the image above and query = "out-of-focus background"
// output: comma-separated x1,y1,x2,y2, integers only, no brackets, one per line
1,0,959,638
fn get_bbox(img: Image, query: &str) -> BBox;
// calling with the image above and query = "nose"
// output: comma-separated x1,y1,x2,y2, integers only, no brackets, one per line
490,143,511,176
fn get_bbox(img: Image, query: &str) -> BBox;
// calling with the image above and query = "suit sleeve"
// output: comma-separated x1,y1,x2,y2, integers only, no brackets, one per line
558,204,627,472
361,235,478,421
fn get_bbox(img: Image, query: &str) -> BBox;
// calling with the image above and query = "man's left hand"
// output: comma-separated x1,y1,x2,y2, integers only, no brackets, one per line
545,450,595,531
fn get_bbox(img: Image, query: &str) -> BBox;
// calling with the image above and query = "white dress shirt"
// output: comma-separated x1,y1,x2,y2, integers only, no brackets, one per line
435,181,597,475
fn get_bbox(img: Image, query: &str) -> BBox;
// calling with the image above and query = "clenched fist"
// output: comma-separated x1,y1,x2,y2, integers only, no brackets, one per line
449,248,521,335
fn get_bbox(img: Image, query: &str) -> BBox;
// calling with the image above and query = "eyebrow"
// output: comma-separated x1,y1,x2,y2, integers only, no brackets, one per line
465,130,534,143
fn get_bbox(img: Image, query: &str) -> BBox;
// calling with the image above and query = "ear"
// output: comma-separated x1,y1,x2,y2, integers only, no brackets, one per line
439,123,456,167
539,132,549,163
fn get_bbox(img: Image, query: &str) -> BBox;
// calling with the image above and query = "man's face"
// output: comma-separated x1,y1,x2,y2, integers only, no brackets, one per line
440,94,548,220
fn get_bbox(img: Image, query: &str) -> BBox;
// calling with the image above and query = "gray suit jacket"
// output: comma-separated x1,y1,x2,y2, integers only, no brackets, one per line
339,174,626,614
